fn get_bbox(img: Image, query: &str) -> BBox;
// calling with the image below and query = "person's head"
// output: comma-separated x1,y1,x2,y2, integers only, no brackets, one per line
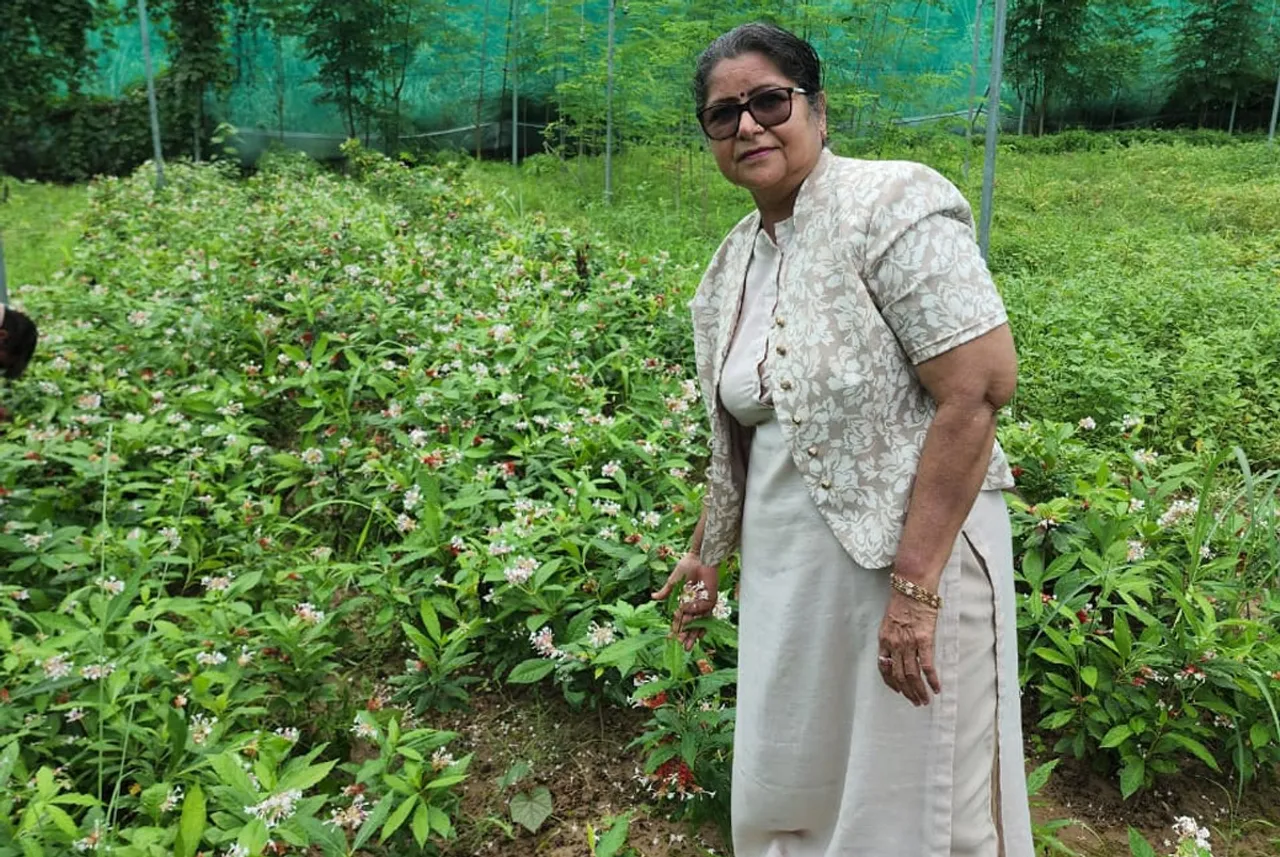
693,23,827,209
0,306,38,380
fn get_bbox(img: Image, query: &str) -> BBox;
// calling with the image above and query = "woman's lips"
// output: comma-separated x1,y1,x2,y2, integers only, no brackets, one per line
739,147,774,162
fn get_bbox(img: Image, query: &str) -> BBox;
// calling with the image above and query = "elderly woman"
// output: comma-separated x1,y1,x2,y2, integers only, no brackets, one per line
652,22,1033,857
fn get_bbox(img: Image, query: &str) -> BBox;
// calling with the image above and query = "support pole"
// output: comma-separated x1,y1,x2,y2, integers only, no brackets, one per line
511,0,519,165
604,0,616,203
978,0,1008,260
0,235,8,306
964,0,984,181
1270,68,1280,147
138,0,166,190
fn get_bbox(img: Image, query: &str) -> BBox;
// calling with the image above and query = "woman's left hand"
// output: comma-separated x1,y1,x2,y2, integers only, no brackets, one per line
877,591,942,707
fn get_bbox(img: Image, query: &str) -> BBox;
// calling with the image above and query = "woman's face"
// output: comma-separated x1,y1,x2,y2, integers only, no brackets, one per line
701,52,827,206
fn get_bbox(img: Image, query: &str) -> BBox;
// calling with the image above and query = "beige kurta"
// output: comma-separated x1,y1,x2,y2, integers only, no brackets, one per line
720,222,1031,857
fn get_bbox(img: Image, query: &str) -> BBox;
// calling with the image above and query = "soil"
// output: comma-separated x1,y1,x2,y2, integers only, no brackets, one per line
431,685,1280,857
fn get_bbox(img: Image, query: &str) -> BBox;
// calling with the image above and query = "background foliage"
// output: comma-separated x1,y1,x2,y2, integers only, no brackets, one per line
3,0,1280,181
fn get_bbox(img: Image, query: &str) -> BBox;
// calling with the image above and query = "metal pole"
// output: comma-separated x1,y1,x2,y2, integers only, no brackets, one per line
964,0,984,181
511,0,519,166
0,235,8,306
137,0,165,189
1270,69,1280,147
604,0,616,203
978,0,1008,259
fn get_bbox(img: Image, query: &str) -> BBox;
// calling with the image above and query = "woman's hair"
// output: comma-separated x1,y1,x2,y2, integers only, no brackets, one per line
692,22,824,113
0,307,38,380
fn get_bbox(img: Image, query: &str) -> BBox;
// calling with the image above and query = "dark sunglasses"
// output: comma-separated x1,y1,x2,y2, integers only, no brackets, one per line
697,87,809,141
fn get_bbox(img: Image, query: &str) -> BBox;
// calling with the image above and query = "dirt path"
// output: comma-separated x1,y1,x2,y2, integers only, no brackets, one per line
435,687,1279,856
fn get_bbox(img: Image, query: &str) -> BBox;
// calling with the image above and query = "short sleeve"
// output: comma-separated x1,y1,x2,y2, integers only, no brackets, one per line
862,166,1008,365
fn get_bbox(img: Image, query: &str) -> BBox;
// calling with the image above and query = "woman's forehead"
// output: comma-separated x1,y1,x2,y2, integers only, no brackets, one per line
705,53,792,101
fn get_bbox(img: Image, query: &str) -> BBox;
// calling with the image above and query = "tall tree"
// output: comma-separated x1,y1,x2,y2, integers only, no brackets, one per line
1170,0,1267,127
304,0,382,140
1005,0,1090,134
160,0,233,160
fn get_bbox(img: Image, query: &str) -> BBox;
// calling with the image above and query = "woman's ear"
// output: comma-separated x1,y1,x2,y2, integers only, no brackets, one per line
815,91,829,142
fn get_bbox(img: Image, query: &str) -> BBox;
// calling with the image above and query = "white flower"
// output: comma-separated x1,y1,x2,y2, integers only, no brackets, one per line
160,527,181,551
1127,540,1147,563
1077,416,1096,430
77,393,102,410
488,540,514,557
159,785,184,813
530,626,563,659
326,794,369,830
245,789,303,827
594,500,622,518
395,513,417,534
274,727,299,743
1122,413,1142,430
311,546,332,561
1158,498,1199,529
65,707,86,722
95,576,125,596
11,589,30,601
196,651,227,667
402,486,422,511
498,391,521,406
431,747,456,771
223,845,249,857
1172,816,1211,851
237,646,254,667
351,717,378,740
22,533,50,550
640,511,661,529
41,653,73,679
1128,498,1145,513
294,602,325,625
601,461,622,479
712,594,733,621
504,556,541,586
124,412,145,424
1199,544,1215,560
1133,449,1159,467
300,447,324,467
201,573,234,594
587,622,616,648
80,661,117,680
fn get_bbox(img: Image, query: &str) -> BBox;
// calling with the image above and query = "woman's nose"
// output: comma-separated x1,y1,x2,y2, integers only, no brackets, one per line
736,108,765,137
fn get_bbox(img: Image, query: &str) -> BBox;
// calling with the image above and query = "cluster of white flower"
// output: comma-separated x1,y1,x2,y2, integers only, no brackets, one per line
504,556,541,586
586,622,617,648
22,533,50,551
350,716,379,740
190,714,217,745
1122,414,1142,430
1127,540,1147,562
159,785,184,813
80,661,117,681
1133,448,1159,467
639,511,662,529
530,627,565,660
41,653,73,680
300,447,324,467
1158,498,1199,529
274,726,300,743
245,789,303,827
1078,416,1097,430
1171,816,1212,854
601,461,622,479
593,499,622,518
395,514,417,534
326,793,369,830
294,602,326,625
201,573,234,594
712,594,733,622
95,576,125,596
159,527,181,551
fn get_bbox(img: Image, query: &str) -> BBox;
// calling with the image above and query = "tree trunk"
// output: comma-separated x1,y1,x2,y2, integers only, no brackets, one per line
344,69,356,140
192,84,203,162
275,32,285,142
1228,90,1239,134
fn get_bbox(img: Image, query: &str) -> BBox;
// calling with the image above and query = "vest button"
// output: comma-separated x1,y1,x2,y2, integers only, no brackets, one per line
775,317,786,327
820,478,832,490
780,380,793,391
776,345,788,356
807,446,819,457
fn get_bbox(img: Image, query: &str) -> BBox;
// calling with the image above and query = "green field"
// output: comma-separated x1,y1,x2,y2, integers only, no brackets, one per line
2,134,1279,856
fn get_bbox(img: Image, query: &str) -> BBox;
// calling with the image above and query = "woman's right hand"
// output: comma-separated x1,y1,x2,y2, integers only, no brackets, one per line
652,551,720,651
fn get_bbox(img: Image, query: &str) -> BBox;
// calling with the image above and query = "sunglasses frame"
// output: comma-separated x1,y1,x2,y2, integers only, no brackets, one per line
696,86,809,141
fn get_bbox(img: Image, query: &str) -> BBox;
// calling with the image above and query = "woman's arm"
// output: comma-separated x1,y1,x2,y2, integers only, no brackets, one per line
891,324,1017,591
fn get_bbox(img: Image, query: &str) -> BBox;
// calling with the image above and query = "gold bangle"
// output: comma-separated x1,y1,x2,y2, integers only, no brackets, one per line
890,573,942,610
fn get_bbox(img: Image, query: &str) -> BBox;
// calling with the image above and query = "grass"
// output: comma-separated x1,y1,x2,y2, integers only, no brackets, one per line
0,178,89,291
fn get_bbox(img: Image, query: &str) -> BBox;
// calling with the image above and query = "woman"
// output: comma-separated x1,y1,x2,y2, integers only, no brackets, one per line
652,22,1034,857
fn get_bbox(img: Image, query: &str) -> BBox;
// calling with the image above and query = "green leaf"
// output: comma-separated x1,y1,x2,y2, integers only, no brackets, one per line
1113,613,1132,661
354,795,395,851
1163,733,1220,771
210,752,259,801
420,599,442,643
1100,725,1132,748
1128,827,1158,857
507,658,556,684
174,784,206,857
428,805,454,838
42,805,79,838
510,786,553,833
277,759,337,793
500,760,531,790
1032,647,1072,667
238,818,269,855
1080,666,1098,689
1024,759,1059,797
1249,722,1270,750
412,802,431,848
381,795,418,842
596,813,631,857
1119,759,1145,798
